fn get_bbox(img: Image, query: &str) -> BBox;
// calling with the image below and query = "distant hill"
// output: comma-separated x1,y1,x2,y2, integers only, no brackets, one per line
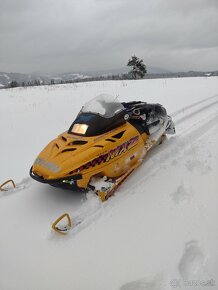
0,69,217,88
147,66,172,74
0,72,90,87
85,66,172,76
0,66,171,87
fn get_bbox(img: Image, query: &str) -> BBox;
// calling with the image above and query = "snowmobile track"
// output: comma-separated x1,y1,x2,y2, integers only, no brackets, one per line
175,99,218,125
171,93,218,118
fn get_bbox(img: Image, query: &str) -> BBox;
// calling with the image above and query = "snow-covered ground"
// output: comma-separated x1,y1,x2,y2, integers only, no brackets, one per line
0,77,218,290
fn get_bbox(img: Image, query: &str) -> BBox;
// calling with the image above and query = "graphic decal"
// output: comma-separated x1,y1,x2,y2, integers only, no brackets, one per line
71,135,139,174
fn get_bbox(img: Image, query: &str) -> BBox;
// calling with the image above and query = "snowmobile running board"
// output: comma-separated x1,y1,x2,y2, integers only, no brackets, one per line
96,162,141,202
0,179,16,191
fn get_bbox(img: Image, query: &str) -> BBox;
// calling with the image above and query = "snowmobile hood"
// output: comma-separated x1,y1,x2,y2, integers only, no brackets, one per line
31,121,141,180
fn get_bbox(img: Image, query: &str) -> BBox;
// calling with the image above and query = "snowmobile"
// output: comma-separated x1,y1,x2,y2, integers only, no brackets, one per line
30,94,175,202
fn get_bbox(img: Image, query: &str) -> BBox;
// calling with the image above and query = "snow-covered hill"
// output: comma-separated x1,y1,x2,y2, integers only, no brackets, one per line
0,71,90,87
0,77,218,290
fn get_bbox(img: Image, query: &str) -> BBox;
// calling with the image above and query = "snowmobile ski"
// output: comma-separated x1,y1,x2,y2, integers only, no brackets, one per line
0,179,16,191
52,213,72,235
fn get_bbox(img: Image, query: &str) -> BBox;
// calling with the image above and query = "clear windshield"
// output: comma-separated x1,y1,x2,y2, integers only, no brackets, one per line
81,94,124,118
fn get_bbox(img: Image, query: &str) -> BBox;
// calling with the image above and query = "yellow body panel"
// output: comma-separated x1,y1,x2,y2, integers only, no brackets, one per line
32,122,148,189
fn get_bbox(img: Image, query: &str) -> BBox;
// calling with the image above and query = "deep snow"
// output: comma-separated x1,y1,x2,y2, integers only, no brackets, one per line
0,77,218,290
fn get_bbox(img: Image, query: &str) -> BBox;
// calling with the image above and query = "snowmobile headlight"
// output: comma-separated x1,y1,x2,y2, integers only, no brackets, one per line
71,124,88,135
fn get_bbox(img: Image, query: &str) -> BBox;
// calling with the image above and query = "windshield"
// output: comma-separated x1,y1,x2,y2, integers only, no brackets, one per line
81,94,124,118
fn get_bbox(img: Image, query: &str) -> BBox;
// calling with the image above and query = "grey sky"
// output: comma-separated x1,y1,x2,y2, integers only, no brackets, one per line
0,0,218,74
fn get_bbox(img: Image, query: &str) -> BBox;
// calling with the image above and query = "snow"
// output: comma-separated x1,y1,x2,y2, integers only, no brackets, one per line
3,73,10,80
0,77,218,290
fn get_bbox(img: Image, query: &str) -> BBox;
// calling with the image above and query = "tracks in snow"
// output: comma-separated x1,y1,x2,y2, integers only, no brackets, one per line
0,177,33,198
170,93,218,118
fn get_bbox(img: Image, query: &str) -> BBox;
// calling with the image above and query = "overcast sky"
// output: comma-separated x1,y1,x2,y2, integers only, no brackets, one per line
0,0,218,74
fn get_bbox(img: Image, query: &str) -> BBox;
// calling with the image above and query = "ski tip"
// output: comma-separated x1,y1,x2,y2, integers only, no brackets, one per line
52,213,72,235
0,179,16,191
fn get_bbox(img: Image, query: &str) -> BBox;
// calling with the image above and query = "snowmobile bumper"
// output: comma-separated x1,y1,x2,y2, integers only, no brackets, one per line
29,167,86,191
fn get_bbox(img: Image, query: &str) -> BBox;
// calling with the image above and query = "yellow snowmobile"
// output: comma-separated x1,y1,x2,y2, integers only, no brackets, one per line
30,94,175,202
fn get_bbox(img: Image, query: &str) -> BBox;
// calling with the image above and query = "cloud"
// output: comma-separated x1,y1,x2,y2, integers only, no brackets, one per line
0,0,217,73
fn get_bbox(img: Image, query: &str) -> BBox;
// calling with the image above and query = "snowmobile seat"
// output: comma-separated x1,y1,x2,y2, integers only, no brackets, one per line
122,101,167,135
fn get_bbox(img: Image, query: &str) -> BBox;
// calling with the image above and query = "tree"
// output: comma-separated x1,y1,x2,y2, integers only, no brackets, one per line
127,55,147,79
9,81,19,88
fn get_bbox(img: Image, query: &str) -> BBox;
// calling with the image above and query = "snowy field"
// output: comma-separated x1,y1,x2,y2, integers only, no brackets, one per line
0,77,218,290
